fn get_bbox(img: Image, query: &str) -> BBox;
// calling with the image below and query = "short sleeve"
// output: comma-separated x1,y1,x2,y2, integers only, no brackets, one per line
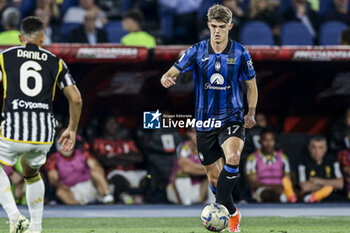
57,59,75,90
173,45,197,73
298,164,307,183
240,47,256,80
245,153,257,175
281,153,291,174
333,161,343,178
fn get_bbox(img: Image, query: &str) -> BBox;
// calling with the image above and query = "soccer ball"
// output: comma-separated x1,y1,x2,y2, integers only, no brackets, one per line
201,203,229,232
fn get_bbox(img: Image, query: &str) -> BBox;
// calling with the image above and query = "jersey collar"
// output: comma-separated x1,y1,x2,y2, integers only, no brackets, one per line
208,39,231,54
25,43,39,50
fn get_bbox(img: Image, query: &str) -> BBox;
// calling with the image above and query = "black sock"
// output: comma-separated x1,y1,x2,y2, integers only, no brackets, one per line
216,164,239,215
223,195,236,215
209,183,235,214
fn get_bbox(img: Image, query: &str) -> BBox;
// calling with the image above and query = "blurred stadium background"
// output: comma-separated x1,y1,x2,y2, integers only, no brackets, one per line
1,0,350,232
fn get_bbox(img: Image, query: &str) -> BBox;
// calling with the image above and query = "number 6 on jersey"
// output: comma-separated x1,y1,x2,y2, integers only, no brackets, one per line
20,60,43,97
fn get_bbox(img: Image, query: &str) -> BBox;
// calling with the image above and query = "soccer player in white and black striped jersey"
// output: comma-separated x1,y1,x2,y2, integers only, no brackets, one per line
0,16,82,233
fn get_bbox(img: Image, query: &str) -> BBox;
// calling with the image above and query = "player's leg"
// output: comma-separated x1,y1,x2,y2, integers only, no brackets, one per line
216,136,244,208
219,136,244,232
217,122,245,232
204,162,221,191
21,157,44,232
0,166,25,223
22,144,51,233
204,159,238,213
196,129,223,190
0,139,29,233
0,164,20,220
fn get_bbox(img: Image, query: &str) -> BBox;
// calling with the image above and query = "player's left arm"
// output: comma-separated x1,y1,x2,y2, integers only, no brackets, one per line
244,78,258,129
56,59,83,152
241,47,258,129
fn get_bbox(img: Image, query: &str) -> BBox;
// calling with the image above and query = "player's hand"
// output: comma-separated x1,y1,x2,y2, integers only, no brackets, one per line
244,114,256,129
58,128,76,152
161,76,177,88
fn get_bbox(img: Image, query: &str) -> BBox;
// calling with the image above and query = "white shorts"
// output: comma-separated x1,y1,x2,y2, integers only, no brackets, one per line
107,169,147,188
70,179,98,205
0,137,52,169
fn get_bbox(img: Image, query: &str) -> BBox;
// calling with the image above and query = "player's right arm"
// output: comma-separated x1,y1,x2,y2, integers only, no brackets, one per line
160,66,180,88
161,44,198,88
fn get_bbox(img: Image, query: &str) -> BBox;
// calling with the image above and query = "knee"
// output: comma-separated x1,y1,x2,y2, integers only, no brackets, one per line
226,152,241,165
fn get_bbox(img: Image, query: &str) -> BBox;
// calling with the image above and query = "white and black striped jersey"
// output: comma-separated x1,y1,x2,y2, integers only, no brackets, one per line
0,43,75,144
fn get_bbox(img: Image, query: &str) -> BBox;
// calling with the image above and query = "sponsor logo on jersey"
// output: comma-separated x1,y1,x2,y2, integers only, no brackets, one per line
247,59,254,70
210,73,224,85
204,73,231,90
215,61,221,71
12,99,49,110
227,58,235,64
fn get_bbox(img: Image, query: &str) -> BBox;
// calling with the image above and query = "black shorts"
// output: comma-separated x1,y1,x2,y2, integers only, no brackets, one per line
196,121,245,166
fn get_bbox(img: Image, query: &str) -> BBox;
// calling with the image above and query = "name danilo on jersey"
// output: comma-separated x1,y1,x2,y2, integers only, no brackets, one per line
17,49,48,61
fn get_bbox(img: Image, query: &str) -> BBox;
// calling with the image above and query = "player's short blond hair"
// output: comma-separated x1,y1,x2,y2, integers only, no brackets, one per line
207,4,232,24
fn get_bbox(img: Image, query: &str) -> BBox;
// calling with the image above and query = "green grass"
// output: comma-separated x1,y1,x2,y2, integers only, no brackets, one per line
0,216,349,233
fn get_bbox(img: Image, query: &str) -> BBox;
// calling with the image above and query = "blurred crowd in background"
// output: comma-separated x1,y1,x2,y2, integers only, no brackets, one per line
2,108,350,205
1,0,350,46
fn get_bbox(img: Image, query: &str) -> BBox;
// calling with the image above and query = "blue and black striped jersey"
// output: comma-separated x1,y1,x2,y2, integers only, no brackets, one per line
173,39,256,131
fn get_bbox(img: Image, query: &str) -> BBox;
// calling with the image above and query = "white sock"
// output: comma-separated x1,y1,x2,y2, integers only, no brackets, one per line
0,167,20,224
26,176,45,231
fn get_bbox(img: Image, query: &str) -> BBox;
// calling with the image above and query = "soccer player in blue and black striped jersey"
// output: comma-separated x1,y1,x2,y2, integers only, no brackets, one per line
161,4,258,232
